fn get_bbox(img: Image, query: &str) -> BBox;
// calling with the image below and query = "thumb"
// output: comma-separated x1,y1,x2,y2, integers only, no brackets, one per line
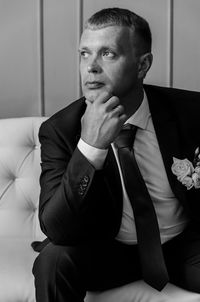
85,99,92,110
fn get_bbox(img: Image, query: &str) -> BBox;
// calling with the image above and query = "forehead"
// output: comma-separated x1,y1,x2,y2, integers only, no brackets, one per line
79,25,135,50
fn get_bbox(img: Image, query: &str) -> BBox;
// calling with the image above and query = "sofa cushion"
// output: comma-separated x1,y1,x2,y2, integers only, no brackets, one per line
0,117,47,240
1,238,200,302
0,238,37,302
86,282,200,302
0,117,200,302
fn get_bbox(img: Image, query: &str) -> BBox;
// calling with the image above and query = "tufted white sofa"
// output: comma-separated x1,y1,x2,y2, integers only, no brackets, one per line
0,116,200,302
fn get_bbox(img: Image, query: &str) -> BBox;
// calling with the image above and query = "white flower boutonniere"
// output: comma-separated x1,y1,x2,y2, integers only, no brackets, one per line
171,147,200,190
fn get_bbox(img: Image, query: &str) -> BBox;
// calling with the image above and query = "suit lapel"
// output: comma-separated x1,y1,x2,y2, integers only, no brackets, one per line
145,85,188,211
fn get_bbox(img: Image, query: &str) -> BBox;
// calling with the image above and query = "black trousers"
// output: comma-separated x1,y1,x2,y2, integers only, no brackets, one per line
32,225,200,302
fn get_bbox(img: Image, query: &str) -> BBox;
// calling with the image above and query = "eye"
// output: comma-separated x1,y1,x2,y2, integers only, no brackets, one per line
80,50,89,59
102,51,115,59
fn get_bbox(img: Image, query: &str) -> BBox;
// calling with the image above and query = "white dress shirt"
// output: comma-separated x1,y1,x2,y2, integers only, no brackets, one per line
78,92,189,244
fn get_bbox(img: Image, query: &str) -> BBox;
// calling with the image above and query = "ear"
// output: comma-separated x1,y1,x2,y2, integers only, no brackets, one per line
138,53,153,80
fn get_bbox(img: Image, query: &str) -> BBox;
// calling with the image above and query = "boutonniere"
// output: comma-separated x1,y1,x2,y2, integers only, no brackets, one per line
171,147,200,190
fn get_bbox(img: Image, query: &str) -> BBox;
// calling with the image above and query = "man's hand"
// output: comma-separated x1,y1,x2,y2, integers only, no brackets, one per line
81,91,127,149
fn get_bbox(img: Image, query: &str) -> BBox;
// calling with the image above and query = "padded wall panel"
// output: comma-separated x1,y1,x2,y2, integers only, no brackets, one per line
0,0,41,118
173,0,200,91
43,0,80,116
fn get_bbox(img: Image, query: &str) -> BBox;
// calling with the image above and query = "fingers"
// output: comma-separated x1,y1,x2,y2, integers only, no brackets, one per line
97,90,113,104
111,104,124,116
106,96,125,119
105,96,120,111
85,93,126,121
119,113,127,123
86,90,112,105
85,91,119,110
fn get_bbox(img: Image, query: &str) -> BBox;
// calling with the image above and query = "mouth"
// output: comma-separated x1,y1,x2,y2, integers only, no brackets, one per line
85,81,104,89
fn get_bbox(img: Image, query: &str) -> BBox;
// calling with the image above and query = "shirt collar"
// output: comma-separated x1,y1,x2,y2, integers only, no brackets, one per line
126,91,151,130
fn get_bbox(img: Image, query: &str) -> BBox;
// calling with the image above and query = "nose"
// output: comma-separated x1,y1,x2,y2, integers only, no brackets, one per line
87,57,102,73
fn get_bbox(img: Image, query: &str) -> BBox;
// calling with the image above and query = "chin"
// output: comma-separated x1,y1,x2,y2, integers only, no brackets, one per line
84,90,102,103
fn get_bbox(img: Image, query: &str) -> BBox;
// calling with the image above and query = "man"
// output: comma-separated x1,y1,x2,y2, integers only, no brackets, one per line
33,7,200,302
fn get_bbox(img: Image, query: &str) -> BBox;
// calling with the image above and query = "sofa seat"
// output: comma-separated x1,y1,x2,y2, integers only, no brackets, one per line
0,117,200,302
1,239,200,302
87,282,200,302
0,238,37,302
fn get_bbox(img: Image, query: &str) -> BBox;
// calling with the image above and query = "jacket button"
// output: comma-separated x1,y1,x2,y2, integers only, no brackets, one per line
78,175,90,196
78,188,84,196
83,175,89,183
80,175,89,186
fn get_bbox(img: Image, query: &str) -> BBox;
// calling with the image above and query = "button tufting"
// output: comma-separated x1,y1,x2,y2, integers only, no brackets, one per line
10,175,17,182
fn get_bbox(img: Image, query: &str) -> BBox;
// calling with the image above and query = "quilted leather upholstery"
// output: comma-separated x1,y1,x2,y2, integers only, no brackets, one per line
0,117,200,302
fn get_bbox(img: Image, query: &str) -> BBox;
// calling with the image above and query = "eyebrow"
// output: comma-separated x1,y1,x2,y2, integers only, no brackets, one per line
78,46,90,51
78,45,118,53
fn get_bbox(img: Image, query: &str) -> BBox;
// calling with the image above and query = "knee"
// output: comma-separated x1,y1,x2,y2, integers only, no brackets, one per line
181,263,200,293
32,242,80,279
170,261,200,294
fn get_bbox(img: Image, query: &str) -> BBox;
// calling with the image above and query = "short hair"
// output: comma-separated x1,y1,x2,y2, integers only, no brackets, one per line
84,7,152,54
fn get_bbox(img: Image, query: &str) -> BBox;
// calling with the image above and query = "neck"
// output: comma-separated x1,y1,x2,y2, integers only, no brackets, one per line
121,84,144,120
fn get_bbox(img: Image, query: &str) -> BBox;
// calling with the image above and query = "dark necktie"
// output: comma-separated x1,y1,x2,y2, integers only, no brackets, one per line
115,124,169,291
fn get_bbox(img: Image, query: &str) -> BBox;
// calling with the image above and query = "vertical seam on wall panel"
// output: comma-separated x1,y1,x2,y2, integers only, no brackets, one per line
169,0,174,87
77,0,83,98
39,0,45,116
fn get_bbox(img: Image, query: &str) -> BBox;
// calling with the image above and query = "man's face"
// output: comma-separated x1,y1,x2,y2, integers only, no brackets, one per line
79,25,141,102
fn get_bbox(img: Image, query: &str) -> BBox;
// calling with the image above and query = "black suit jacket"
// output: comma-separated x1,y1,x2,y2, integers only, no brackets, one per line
38,84,200,247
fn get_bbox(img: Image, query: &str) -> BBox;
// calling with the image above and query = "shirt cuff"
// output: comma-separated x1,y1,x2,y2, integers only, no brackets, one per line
77,138,108,170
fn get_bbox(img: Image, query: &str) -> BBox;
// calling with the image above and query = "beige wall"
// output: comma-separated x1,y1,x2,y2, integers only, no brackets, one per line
0,0,199,118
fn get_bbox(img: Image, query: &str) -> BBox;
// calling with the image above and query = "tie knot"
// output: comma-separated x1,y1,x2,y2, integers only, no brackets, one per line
115,124,137,149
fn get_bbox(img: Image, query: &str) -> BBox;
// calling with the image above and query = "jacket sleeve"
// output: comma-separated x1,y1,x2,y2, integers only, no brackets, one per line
38,120,115,245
